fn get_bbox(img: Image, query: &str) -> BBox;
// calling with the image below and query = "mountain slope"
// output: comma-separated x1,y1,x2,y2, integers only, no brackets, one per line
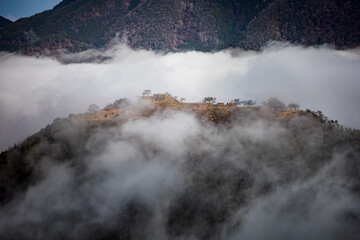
0,0,359,54
237,0,360,50
0,16,12,30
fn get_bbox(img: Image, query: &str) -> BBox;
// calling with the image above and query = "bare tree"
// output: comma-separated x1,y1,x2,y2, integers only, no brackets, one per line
287,103,300,110
263,97,286,111
202,97,216,104
142,89,152,96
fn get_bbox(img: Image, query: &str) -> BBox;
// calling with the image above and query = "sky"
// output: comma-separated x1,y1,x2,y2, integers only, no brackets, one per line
0,0,61,21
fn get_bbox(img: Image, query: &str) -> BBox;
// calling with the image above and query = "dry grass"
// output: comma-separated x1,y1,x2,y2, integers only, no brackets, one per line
74,96,304,123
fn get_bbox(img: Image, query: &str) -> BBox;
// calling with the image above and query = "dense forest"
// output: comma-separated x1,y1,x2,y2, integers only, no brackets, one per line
0,0,359,54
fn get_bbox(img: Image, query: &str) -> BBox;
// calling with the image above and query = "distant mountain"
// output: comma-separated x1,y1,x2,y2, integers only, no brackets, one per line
236,0,360,50
0,0,359,54
0,16,12,30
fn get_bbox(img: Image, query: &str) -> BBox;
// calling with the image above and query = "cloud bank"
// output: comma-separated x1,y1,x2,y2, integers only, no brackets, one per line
1,43,360,150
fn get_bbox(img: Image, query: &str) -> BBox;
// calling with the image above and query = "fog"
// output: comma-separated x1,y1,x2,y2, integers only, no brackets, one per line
1,43,360,150
0,107,359,239
0,41,359,239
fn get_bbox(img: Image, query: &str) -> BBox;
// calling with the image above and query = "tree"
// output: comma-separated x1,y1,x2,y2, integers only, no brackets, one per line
287,103,300,110
88,104,99,114
113,98,129,108
103,98,129,110
263,97,286,111
232,98,241,105
202,97,216,104
232,99,256,107
104,103,113,111
142,89,152,96
315,110,328,123
242,100,256,108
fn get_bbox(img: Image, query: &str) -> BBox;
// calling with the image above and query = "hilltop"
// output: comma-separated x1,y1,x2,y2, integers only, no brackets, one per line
0,93,359,239
74,94,305,123
0,0,359,54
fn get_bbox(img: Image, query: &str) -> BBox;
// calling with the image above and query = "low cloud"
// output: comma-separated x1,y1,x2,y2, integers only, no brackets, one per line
1,43,360,150
0,109,359,239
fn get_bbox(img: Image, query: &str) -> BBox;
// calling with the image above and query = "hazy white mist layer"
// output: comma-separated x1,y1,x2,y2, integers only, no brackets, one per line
0,110,358,239
1,43,360,150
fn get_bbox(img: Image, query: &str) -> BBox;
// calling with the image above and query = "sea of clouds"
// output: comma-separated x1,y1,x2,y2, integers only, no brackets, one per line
0,43,360,239
0,42,360,150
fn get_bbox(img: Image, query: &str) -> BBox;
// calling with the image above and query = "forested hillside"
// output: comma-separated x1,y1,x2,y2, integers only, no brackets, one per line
0,0,359,54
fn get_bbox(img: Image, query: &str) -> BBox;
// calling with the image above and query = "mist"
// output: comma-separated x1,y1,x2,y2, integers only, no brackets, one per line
0,44,360,239
1,43,360,150
0,106,359,239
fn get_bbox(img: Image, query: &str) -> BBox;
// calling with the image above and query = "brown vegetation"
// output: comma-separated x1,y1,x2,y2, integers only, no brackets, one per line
74,94,304,124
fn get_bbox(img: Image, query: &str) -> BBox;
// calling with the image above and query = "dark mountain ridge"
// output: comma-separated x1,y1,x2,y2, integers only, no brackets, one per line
0,16,12,30
0,0,359,54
